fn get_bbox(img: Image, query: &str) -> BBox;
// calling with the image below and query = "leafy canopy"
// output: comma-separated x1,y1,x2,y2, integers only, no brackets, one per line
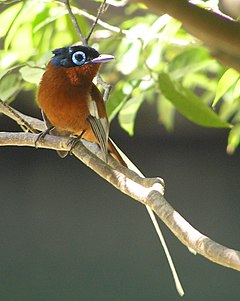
0,0,239,152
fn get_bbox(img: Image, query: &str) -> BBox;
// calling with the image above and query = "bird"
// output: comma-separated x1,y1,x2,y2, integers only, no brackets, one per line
37,45,126,166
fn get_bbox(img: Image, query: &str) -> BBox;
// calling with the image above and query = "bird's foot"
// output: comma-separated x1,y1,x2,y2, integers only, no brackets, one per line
34,126,54,148
67,131,85,155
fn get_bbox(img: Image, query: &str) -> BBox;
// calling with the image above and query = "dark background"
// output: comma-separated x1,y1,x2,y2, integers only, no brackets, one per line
0,94,239,301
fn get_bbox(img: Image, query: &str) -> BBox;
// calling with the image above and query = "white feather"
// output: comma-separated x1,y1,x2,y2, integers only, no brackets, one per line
87,96,99,119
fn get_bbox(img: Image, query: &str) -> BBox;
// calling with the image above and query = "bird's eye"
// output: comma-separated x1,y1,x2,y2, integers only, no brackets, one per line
72,51,86,66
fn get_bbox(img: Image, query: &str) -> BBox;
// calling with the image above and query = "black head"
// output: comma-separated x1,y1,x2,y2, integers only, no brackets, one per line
51,45,114,68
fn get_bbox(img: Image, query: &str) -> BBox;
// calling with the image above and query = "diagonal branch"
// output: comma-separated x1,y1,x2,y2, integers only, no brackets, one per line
62,0,110,46
0,99,44,132
86,0,108,43
0,101,183,295
0,130,239,271
62,0,87,45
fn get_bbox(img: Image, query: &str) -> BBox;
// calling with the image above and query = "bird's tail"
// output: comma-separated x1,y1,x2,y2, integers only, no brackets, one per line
108,138,128,167
107,138,184,296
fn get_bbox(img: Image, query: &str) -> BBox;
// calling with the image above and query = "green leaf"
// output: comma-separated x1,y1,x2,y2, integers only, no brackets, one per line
168,48,213,79
107,80,142,122
160,18,182,42
51,17,73,49
118,94,144,135
232,78,240,100
10,23,33,61
4,0,41,50
158,73,230,128
107,88,125,122
0,52,22,71
19,65,44,85
117,40,141,75
212,68,239,107
227,124,240,154
0,73,22,101
157,94,175,131
32,6,66,33
0,2,22,39
219,98,239,121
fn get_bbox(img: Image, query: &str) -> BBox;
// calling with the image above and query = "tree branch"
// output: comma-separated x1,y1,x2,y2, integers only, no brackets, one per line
0,100,184,295
130,0,240,71
0,99,44,132
62,0,87,45
86,0,108,43
0,127,239,271
0,101,239,271
1,1,239,289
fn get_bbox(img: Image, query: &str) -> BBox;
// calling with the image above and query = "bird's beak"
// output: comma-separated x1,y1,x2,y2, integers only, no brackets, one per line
91,54,115,64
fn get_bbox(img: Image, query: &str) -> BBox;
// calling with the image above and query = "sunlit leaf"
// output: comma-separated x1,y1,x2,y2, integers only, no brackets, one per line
227,124,240,154
149,15,172,34
0,51,19,70
168,48,213,79
108,79,142,121
32,4,51,32
145,40,163,69
107,84,125,121
10,23,33,61
182,73,217,93
118,94,144,135
0,73,22,101
51,17,73,48
0,2,21,39
116,40,141,75
4,0,39,49
32,6,66,33
232,78,240,100
212,68,240,107
160,18,182,43
0,3,21,38
158,73,230,128
219,98,240,121
125,2,148,14
34,26,54,54
19,66,44,85
157,94,175,131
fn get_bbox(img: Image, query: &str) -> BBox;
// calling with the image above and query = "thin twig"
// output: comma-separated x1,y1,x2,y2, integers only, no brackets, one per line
86,0,108,43
73,6,126,35
63,0,87,45
60,0,114,103
97,74,112,102
109,139,184,296
87,0,112,103
0,99,39,133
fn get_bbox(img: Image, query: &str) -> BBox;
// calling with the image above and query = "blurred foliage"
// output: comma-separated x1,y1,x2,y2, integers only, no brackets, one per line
0,0,240,152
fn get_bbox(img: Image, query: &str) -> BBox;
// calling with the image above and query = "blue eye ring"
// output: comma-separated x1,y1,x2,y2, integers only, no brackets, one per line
72,51,86,66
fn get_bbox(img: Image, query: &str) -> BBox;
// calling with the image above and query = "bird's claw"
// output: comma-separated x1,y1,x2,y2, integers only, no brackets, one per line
35,127,54,148
67,131,85,155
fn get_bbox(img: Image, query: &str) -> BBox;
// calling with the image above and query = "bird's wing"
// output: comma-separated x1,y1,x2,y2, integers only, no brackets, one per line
87,84,109,163
87,114,109,162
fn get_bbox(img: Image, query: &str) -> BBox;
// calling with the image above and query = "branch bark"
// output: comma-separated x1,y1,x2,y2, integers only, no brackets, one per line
0,125,239,271
129,0,240,71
